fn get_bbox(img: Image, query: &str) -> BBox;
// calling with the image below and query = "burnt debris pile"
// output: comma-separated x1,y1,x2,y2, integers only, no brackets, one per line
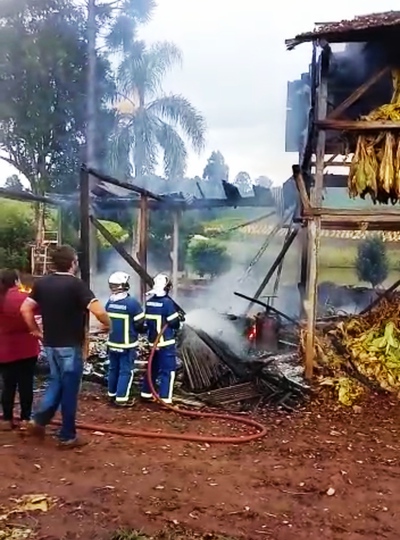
179,323,309,411
83,310,310,412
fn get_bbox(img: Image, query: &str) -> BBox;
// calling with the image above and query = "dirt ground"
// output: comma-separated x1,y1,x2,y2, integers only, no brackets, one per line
1,387,400,540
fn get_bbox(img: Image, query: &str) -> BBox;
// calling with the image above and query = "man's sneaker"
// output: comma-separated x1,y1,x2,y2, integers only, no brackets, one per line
19,420,31,432
0,420,13,432
26,421,46,439
114,398,136,408
58,437,87,449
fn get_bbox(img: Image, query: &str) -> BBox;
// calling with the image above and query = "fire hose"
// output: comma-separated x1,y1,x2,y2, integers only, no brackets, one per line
55,325,268,444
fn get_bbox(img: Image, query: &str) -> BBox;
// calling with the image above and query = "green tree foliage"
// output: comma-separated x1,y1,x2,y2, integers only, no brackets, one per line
110,41,206,180
202,151,229,182
97,220,129,248
100,0,156,54
188,238,231,278
0,0,114,195
0,201,34,269
355,236,389,288
4,175,25,192
149,211,203,269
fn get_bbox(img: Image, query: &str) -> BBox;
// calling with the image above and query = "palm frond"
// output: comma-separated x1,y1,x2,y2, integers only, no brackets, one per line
105,15,136,52
108,120,134,179
122,0,156,23
155,120,187,179
117,40,147,99
131,109,158,176
145,41,182,93
147,94,206,152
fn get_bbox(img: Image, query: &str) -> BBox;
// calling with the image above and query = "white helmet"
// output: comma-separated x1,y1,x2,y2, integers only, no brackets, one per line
146,273,172,297
108,271,130,289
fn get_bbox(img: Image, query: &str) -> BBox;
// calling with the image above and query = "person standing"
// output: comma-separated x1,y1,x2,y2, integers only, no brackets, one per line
141,273,183,404
20,245,110,447
105,272,145,406
0,270,40,431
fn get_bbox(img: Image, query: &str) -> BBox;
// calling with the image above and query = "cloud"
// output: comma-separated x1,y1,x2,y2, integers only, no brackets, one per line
1,0,400,186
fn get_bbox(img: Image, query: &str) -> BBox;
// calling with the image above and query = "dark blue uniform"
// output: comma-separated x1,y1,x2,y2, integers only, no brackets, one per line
106,293,145,403
141,295,180,403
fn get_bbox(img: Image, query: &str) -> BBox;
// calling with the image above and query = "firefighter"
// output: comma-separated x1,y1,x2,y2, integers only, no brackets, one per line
105,272,145,406
141,273,183,404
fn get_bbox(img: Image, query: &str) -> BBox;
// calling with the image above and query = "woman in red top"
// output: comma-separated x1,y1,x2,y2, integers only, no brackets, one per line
0,269,40,430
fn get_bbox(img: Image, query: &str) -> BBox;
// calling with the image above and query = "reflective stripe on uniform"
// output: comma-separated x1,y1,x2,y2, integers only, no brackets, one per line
134,312,145,321
107,340,139,349
166,312,179,322
115,369,135,403
146,313,176,347
108,312,130,346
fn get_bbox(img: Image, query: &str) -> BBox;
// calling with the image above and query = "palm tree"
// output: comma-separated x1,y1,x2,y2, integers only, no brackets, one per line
110,41,206,180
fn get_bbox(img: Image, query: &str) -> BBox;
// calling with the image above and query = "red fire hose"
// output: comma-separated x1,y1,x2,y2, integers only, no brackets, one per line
58,326,268,444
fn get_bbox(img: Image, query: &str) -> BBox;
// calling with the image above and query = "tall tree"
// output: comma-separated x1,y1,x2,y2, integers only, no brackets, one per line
233,171,252,195
4,175,25,192
202,151,229,182
254,175,272,188
110,41,206,180
0,0,114,242
0,0,114,196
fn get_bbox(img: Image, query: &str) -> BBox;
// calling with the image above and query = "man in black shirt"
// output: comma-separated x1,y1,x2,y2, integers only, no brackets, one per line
21,245,110,447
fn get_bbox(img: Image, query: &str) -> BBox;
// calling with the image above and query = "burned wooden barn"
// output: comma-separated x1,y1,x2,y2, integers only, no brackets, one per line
285,11,400,377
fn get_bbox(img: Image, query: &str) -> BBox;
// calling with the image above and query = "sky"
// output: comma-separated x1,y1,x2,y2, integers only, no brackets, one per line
1,0,399,186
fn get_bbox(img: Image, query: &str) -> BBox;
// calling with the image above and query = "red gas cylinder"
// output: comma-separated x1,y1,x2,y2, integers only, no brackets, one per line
255,312,279,351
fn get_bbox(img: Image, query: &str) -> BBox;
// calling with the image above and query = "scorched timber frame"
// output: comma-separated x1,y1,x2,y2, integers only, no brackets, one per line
79,165,276,303
286,23,400,380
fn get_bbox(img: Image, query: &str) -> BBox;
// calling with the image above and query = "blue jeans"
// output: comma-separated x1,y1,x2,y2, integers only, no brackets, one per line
108,348,136,403
34,347,83,441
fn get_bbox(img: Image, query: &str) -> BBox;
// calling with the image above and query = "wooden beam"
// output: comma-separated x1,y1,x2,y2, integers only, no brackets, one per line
87,166,163,201
304,54,328,378
304,218,320,379
292,165,311,212
90,215,153,288
138,195,149,302
305,208,400,220
317,119,400,131
313,58,328,205
79,167,91,288
246,229,298,313
0,188,60,206
327,67,389,120
172,210,180,296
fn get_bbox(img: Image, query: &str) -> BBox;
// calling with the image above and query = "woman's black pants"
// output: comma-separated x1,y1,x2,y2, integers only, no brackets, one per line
0,357,37,421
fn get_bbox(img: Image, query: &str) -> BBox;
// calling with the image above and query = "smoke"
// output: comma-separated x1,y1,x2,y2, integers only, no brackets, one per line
183,229,301,319
184,308,247,357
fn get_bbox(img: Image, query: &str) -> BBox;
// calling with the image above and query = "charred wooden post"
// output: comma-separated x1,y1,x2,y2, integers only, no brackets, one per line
79,166,91,288
246,228,298,313
304,47,329,379
138,195,149,302
90,215,153,288
172,210,180,296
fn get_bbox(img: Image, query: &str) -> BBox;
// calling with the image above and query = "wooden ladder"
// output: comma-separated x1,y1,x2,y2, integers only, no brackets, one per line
31,230,59,275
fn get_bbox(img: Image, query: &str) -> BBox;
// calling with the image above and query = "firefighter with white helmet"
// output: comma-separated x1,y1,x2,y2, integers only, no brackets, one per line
141,273,183,404
105,271,145,406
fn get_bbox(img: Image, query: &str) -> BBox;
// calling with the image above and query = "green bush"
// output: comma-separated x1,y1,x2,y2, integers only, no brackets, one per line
0,201,34,269
355,236,389,287
188,238,230,277
97,220,129,248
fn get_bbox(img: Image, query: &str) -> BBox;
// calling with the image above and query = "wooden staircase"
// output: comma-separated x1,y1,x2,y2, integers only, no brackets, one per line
31,230,59,275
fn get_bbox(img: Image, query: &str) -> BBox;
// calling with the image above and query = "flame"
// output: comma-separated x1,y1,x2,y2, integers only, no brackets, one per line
247,325,257,341
18,284,32,294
